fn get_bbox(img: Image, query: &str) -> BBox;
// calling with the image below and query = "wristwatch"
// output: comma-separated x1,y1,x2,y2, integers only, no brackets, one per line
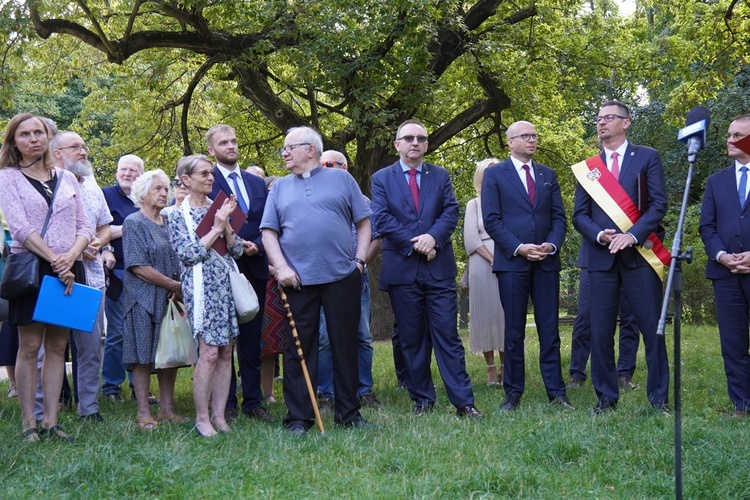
354,258,366,270
102,245,115,253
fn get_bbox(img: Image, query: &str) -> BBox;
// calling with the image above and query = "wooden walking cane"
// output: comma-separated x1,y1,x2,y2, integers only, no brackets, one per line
277,284,326,435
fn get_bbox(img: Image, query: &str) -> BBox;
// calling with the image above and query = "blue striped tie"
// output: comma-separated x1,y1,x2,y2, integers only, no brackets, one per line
740,166,748,208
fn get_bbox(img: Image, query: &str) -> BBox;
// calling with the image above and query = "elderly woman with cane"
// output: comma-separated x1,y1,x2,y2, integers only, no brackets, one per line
168,155,241,437
0,113,91,442
121,169,184,430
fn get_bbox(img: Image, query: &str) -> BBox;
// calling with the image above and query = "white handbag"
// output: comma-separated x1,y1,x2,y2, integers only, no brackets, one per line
226,257,259,324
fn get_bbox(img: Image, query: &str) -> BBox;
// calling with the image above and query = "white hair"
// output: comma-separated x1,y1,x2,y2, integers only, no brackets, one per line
130,169,170,207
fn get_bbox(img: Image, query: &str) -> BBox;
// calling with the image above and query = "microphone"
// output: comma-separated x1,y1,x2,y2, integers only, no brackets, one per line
19,156,43,169
677,106,710,156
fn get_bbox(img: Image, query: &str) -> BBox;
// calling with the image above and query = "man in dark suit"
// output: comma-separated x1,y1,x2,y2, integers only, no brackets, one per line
699,113,750,417
568,241,641,391
572,101,670,415
371,119,482,418
482,120,572,411
206,124,272,423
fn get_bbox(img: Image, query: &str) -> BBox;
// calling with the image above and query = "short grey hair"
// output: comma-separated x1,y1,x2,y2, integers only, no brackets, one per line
118,154,145,172
130,169,170,207
286,126,323,158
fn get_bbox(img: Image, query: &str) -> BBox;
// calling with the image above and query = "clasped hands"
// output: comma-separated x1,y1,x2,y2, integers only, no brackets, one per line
600,229,636,254
51,251,77,294
719,252,750,274
411,233,437,261
518,243,554,262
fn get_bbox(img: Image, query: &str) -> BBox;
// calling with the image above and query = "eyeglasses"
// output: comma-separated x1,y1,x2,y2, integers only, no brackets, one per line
58,144,90,153
726,133,748,141
189,170,214,179
279,143,311,155
173,178,183,187
322,160,345,168
508,134,538,142
595,114,628,123
397,135,428,143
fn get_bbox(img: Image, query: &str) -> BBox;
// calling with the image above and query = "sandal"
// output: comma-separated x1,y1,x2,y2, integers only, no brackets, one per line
21,428,40,442
136,416,159,430
486,364,500,386
263,395,277,405
40,425,74,443
157,411,190,424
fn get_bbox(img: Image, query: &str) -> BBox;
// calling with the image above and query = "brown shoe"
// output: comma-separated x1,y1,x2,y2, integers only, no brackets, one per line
618,376,638,391
567,377,585,389
730,409,748,418
318,396,335,415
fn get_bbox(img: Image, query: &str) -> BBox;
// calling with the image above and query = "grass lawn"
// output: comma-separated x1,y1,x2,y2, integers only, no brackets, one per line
0,324,748,498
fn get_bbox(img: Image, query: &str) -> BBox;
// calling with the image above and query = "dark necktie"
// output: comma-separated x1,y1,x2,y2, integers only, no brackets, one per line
408,169,419,210
740,166,748,207
229,172,249,214
522,164,536,205
611,152,620,181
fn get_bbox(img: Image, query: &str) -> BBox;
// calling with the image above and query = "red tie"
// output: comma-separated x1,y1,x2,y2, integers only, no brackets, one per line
611,152,620,181
408,169,419,210
522,164,536,205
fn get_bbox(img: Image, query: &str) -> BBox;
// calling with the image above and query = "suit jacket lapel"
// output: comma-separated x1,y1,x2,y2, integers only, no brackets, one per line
618,144,637,180
720,165,744,211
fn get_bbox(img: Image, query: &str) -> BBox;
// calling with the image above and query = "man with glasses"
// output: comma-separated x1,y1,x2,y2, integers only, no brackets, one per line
316,150,383,413
482,120,572,411
371,119,482,418
262,127,373,435
573,101,670,415
50,132,112,422
206,124,272,424
699,114,750,417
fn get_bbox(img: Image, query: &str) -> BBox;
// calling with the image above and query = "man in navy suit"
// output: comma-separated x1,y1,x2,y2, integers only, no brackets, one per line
482,120,572,411
206,124,272,423
371,119,482,418
699,114,750,417
573,101,670,415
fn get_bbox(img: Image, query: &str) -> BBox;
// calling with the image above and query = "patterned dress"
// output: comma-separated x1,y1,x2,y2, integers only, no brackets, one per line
121,211,180,366
260,276,286,356
167,205,243,346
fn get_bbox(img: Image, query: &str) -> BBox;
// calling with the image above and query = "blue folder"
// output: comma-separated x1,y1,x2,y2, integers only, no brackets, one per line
33,275,103,333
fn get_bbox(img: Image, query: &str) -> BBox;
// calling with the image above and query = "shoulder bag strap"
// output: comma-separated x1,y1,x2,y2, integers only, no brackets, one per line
40,168,62,238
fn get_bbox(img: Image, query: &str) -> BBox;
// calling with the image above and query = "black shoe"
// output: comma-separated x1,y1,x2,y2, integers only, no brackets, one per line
286,424,308,437
80,412,105,423
224,407,238,423
590,399,617,415
341,416,378,429
244,406,276,423
104,393,125,403
567,377,586,389
411,403,434,416
317,396,335,415
618,376,638,391
456,405,484,419
550,396,576,411
500,396,519,411
652,402,671,416
359,392,383,409
396,381,408,390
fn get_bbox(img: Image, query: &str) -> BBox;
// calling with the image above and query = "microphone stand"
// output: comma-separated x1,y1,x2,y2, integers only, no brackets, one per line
657,149,698,500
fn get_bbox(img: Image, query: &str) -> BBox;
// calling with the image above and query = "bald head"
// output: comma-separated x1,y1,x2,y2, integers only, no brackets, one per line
320,150,348,170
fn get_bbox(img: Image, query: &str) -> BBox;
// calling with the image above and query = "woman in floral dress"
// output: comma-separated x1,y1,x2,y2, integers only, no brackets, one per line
168,154,242,437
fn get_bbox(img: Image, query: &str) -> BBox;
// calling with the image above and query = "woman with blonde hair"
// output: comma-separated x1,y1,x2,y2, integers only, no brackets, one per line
463,158,505,385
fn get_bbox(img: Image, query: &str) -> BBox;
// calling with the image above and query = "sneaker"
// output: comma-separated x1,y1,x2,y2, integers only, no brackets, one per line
104,393,125,403
7,386,18,398
243,406,276,423
318,396,335,415
359,392,383,410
